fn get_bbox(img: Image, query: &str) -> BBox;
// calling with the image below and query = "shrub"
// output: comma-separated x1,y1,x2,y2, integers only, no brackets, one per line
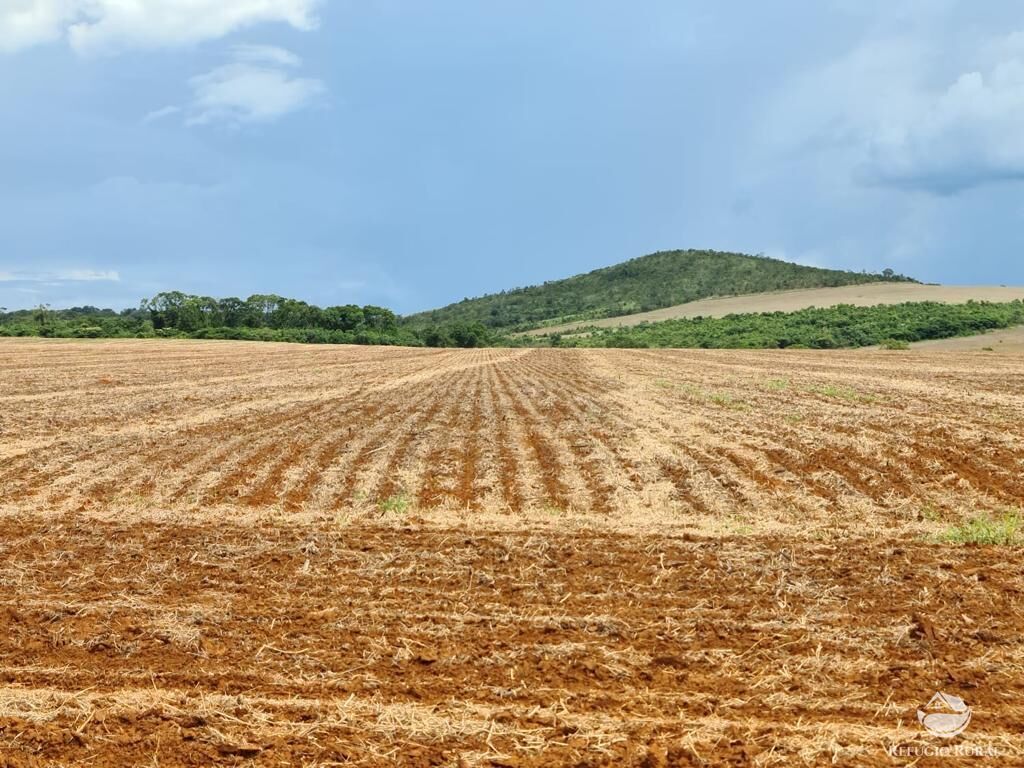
71,326,105,338
879,338,910,350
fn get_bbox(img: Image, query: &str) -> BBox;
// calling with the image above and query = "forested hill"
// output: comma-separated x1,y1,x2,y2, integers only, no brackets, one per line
404,249,916,331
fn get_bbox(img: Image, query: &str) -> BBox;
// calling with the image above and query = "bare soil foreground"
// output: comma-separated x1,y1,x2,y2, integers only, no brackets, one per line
1,339,1023,766
522,282,1024,335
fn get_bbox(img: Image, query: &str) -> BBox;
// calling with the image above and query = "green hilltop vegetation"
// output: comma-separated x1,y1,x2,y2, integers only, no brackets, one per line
404,249,916,332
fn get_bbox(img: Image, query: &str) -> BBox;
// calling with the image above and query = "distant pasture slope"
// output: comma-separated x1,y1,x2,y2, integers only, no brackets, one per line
522,283,1024,336
911,324,1024,352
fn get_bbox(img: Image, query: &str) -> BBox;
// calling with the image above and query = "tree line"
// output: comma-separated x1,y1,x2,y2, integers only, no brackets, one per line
5,295,1021,351
0,292,495,348
520,300,1024,349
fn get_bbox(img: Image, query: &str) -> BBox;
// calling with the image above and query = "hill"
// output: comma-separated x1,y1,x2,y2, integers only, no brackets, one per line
522,283,1024,336
404,249,915,331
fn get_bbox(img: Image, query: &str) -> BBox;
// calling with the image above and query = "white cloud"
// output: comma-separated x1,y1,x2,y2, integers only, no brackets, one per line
141,105,181,124
186,46,324,126
231,43,301,67
56,269,121,282
0,0,72,53
0,268,120,282
0,0,321,55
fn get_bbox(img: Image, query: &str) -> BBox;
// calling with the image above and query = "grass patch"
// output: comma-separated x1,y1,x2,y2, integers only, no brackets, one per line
678,383,703,399
708,392,748,410
669,382,748,410
813,384,861,401
378,493,411,516
939,511,1023,546
811,384,876,404
726,515,754,535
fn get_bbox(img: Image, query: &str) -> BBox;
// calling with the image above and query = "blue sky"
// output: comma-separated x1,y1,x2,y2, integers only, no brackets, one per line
1,1,1023,313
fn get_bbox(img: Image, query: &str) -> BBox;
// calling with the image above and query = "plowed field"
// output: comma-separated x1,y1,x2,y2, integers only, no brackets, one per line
1,338,1022,766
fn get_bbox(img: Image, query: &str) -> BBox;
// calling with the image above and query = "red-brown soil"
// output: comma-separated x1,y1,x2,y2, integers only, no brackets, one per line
0,519,1021,766
0,339,1022,765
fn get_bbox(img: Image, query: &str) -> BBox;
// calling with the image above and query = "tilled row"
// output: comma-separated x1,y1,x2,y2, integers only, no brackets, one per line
1,341,1024,531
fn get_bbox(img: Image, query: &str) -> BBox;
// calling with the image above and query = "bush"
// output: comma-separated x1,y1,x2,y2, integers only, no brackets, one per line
71,326,105,338
879,338,911,350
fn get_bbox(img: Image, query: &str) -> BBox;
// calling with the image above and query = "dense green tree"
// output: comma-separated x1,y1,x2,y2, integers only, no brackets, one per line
217,297,248,327
361,305,398,331
322,305,364,332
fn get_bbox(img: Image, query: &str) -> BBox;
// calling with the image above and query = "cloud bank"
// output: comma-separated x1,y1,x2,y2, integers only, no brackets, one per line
771,29,1024,195
863,53,1024,193
0,0,321,55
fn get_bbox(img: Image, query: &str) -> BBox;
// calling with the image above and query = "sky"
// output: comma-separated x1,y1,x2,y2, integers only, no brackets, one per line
1,0,1023,313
